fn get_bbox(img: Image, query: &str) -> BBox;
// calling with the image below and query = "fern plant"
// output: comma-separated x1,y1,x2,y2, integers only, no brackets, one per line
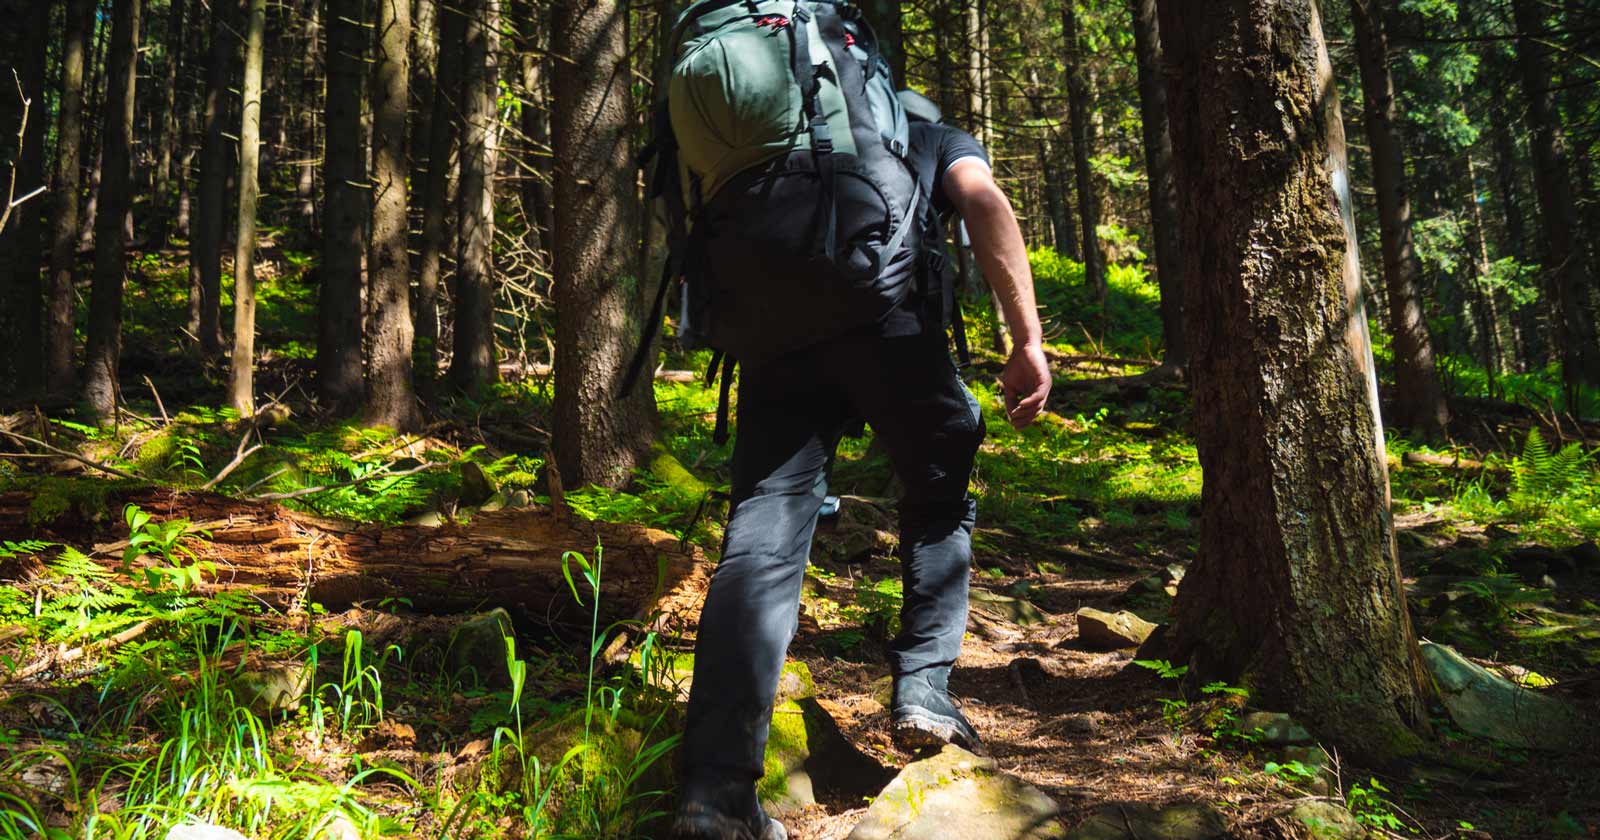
1509,429,1590,515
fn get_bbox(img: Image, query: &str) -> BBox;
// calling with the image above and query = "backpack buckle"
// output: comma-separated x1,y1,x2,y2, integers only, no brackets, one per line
925,249,947,277
810,121,833,154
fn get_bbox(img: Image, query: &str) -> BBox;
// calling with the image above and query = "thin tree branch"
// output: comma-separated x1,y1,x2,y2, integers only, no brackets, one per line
0,430,145,480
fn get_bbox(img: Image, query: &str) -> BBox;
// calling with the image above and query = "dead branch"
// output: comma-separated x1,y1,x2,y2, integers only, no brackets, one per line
202,428,264,491
0,429,145,480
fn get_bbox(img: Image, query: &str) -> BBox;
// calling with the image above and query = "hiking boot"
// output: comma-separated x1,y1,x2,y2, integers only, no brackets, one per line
671,778,787,840
890,668,983,753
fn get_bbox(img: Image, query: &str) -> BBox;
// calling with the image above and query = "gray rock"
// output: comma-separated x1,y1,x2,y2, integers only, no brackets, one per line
1075,608,1158,650
971,589,1050,626
459,461,497,506
445,608,516,686
507,489,532,509
848,745,1064,840
404,509,445,528
1064,802,1227,840
232,661,311,716
167,826,249,840
763,664,889,816
1420,641,1580,751
1239,711,1313,746
1288,802,1364,839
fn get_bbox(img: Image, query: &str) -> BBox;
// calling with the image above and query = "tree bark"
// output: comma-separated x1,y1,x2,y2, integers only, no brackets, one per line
228,0,268,417
1131,0,1184,371
516,0,553,264
1510,0,1600,395
1025,68,1075,259
1155,0,1431,764
297,0,321,233
447,0,501,397
148,0,188,249
46,0,98,399
550,0,655,489
415,0,465,394
364,0,422,431
1349,0,1448,435
1,488,710,635
191,0,231,357
0,0,51,394
80,0,142,424
320,0,368,416
1062,1,1105,305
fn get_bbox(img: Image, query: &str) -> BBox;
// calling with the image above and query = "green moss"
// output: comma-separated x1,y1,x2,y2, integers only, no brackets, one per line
27,477,120,526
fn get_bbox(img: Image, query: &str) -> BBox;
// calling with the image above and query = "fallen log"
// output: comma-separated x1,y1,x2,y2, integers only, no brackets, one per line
0,488,710,636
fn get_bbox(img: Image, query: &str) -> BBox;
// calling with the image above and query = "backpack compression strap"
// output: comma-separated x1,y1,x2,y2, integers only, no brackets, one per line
787,2,838,262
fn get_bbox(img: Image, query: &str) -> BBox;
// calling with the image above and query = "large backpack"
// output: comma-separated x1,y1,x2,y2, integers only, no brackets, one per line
624,0,925,416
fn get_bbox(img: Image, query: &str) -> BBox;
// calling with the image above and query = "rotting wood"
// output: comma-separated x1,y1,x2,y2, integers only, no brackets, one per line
0,488,711,636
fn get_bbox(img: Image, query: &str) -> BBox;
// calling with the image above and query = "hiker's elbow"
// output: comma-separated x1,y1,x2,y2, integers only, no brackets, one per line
948,164,1012,224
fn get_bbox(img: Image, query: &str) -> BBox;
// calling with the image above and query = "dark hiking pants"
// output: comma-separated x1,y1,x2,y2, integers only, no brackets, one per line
680,329,985,793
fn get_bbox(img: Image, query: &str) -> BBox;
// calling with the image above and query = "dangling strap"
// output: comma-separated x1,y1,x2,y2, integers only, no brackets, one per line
951,294,971,367
788,2,837,261
618,246,683,396
713,354,738,445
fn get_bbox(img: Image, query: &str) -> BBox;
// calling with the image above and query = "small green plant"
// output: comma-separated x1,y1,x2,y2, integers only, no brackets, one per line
1346,777,1413,834
1509,429,1589,513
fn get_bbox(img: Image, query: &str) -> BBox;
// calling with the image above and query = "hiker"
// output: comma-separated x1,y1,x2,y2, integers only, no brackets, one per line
630,4,1048,838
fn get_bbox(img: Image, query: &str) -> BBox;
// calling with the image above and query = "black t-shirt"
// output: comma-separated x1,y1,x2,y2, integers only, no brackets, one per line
879,123,991,337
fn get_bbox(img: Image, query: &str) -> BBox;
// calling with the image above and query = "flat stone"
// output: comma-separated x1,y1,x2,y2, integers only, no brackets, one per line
1421,642,1580,751
848,745,1064,840
459,461,496,506
1288,802,1364,839
1064,802,1227,840
972,589,1050,626
232,661,311,716
1567,541,1600,569
1075,608,1157,650
1238,711,1313,746
445,608,515,687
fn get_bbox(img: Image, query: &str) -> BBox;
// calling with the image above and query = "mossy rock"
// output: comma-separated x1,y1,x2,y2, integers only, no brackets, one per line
1065,802,1226,840
1288,801,1364,839
444,609,515,687
1421,641,1580,751
760,663,885,814
848,745,1063,840
1075,608,1157,650
971,589,1050,626
231,660,312,717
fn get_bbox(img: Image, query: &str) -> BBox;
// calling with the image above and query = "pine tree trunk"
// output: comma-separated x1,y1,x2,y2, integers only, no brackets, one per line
46,0,97,399
0,0,51,394
517,1,553,263
147,0,187,249
191,0,231,356
1024,68,1075,259
320,0,369,416
80,0,142,424
965,0,985,144
1155,0,1432,765
1510,0,1600,395
1131,0,1184,371
1062,1,1105,305
297,0,321,233
364,0,422,431
415,0,464,394
550,0,655,489
78,16,108,253
1349,0,1449,435
228,0,268,416
447,0,501,397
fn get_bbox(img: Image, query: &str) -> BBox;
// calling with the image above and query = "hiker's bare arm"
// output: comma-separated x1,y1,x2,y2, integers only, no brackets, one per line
945,159,1051,429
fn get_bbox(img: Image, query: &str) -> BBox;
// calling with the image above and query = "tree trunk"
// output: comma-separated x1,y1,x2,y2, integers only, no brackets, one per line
447,0,501,397
1155,0,1431,764
228,0,267,416
1062,1,1105,305
0,0,51,394
364,0,422,431
1025,68,1075,259
1510,0,1600,395
320,0,368,416
415,0,465,394
861,0,904,87
191,0,231,357
147,0,187,249
550,0,655,489
965,0,985,145
517,0,553,264
46,0,98,399
80,0,142,424
1349,0,1448,435
1131,0,1184,372
0,488,710,635
297,0,321,233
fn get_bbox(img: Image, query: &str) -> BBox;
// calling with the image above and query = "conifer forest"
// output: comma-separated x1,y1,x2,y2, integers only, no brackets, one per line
0,0,1598,837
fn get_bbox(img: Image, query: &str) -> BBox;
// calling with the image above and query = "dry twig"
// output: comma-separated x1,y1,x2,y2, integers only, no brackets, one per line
0,429,144,480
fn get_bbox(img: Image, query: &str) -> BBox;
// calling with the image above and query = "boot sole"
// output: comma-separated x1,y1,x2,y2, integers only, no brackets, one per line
892,706,985,755
671,812,788,840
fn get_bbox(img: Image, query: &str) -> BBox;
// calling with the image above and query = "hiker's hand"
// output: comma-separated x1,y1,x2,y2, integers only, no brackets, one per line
1000,343,1050,429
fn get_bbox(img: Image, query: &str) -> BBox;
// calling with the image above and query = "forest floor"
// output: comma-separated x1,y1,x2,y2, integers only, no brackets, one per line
1,245,1599,839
